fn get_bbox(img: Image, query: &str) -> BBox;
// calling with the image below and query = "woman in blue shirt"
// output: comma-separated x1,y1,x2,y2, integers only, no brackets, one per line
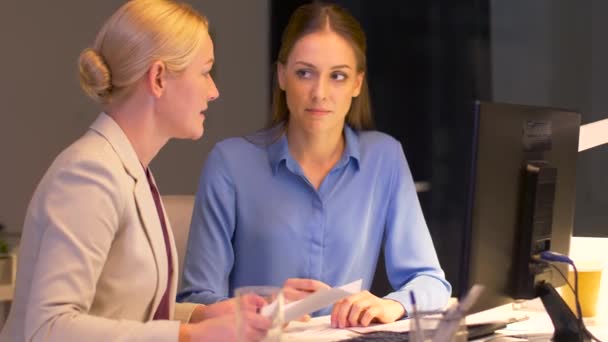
179,2,451,328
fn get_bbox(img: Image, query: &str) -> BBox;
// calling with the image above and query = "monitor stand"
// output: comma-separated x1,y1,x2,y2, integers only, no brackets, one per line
537,282,590,342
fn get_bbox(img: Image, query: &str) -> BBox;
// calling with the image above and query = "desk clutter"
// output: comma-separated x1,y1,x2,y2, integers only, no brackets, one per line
342,321,508,342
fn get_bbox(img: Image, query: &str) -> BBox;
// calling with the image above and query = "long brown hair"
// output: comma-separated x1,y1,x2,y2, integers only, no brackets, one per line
270,2,373,130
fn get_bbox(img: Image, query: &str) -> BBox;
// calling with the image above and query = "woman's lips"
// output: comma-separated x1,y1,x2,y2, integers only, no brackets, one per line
306,108,331,115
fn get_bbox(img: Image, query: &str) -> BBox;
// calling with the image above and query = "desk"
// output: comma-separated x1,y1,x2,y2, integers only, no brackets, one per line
282,237,608,341
283,298,608,341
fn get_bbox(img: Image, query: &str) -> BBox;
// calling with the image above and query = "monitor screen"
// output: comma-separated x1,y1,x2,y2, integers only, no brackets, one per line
460,101,580,314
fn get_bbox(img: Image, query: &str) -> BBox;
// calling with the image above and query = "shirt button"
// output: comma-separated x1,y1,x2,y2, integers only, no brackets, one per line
313,199,323,210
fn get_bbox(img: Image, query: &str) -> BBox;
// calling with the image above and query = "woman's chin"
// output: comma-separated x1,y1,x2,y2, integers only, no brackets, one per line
180,126,205,141
191,128,205,140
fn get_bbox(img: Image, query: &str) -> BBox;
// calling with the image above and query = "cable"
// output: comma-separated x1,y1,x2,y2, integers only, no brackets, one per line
535,252,584,319
537,260,576,308
538,250,571,264
536,251,604,342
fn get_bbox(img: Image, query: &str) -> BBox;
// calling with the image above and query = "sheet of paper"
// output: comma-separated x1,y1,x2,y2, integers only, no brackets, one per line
579,118,608,152
284,316,359,341
347,318,411,334
465,306,528,326
261,279,362,323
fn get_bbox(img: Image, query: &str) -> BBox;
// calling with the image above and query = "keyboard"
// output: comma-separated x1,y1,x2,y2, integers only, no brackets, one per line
341,330,408,342
340,321,508,341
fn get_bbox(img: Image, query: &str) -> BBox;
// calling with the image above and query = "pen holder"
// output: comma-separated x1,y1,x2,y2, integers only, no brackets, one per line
409,311,468,342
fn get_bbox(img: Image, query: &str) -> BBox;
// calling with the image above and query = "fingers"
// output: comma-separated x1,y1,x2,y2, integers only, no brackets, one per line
241,324,269,342
297,314,311,322
331,293,358,328
284,278,330,292
282,286,314,302
241,311,273,342
359,306,381,327
280,313,312,329
331,291,381,328
241,293,269,311
244,311,273,331
347,298,373,327
283,278,331,302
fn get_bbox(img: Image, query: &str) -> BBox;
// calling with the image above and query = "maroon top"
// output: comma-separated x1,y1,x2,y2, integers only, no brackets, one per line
145,169,173,320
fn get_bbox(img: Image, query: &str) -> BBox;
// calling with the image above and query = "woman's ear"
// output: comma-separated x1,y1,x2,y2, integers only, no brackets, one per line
277,63,286,91
352,71,364,98
147,61,166,98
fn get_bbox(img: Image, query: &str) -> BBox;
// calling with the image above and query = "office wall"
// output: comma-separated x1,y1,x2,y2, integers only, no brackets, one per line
0,1,270,234
490,0,608,237
578,1,608,237
491,1,592,112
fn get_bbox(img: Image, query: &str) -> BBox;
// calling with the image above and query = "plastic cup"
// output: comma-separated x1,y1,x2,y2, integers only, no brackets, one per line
409,312,468,342
235,286,284,342
561,260,604,317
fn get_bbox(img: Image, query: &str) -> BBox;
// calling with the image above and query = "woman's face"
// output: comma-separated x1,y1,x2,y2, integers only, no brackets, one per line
159,30,219,140
278,30,363,136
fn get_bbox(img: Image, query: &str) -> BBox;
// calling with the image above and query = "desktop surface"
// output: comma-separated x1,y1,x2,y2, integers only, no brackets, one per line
283,298,608,341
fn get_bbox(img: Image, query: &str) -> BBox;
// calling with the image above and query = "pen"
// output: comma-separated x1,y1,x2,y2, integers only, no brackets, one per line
410,291,423,342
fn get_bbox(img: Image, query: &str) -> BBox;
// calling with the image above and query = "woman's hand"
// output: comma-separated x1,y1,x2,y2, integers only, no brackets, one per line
189,294,267,322
330,291,405,328
283,278,331,302
282,278,331,323
180,311,272,342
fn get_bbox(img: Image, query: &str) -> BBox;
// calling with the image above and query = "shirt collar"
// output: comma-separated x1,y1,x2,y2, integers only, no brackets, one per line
267,124,361,174
340,125,361,170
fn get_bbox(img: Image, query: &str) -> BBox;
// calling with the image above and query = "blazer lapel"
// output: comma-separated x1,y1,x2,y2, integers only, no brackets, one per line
133,179,168,319
145,170,179,318
89,113,168,320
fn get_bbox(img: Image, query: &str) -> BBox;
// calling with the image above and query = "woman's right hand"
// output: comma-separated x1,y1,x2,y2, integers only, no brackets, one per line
283,278,331,302
181,293,272,341
282,278,331,323
181,311,272,342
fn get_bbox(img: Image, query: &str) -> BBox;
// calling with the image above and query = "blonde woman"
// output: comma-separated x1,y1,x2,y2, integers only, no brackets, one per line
0,1,270,341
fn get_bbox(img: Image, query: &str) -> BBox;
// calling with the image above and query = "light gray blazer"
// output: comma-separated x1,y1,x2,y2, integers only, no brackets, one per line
0,114,197,342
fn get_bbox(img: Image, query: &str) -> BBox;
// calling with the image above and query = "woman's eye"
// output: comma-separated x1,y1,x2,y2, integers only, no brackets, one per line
202,67,214,77
295,69,312,79
332,72,347,81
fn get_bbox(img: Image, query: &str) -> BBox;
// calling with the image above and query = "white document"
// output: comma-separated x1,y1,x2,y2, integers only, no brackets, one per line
261,279,362,323
579,118,608,152
284,316,359,341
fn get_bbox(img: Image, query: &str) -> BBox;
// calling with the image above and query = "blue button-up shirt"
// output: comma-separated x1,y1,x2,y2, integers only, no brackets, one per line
178,125,451,315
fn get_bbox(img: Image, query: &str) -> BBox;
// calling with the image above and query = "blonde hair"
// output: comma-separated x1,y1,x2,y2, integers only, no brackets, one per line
78,0,209,104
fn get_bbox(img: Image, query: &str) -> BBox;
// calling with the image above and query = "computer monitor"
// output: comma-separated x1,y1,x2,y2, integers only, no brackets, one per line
460,101,586,339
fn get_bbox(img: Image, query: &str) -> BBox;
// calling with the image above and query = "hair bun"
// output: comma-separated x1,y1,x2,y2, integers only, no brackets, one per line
78,48,112,103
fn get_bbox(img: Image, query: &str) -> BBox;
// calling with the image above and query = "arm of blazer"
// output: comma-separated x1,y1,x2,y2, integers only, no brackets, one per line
24,153,180,342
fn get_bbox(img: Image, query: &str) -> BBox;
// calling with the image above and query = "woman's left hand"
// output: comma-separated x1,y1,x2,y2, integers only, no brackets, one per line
330,291,405,328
